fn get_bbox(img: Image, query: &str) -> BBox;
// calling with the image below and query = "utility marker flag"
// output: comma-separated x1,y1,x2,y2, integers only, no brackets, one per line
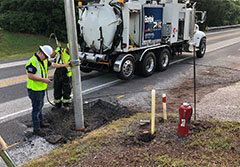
162,93,167,123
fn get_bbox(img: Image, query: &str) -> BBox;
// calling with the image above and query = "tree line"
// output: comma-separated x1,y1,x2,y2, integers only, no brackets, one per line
195,0,240,27
0,0,67,41
0,0,240,41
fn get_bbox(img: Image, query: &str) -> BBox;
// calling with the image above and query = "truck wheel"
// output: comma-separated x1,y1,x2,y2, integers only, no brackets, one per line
156,48,170,71
140,52,156,77
117,57,135,80
80,66,92,73
196,38,206,58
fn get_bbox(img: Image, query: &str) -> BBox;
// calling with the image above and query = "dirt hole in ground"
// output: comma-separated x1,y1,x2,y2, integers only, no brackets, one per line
24,99,135,144
118,116,215,147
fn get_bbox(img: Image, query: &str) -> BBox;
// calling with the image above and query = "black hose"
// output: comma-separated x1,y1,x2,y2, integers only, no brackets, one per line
46,79,55,107
108,4,123,53
47,33,57,107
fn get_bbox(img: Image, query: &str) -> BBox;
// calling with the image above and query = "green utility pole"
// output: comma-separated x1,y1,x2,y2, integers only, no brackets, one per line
64,0,85,131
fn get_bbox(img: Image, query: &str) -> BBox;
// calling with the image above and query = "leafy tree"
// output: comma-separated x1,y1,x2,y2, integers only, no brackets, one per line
194,0,240,27
0,0,67,41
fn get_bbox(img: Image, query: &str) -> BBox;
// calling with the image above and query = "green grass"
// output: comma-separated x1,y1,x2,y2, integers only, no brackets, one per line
0,29,63,61
154,154,188,167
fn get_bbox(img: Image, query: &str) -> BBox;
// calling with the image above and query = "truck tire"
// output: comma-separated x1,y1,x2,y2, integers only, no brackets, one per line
196,38,206,58
156,48,170,71
140,51,156,77
117,57,135,80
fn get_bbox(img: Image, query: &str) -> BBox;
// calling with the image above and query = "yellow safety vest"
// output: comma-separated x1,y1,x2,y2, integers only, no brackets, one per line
25,55,48,91
56,48,72,77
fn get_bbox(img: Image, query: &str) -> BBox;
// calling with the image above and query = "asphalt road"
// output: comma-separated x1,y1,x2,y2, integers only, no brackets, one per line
1,27,240,166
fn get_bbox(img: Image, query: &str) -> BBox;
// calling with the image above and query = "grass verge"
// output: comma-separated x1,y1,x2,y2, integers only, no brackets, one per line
0,29,64,61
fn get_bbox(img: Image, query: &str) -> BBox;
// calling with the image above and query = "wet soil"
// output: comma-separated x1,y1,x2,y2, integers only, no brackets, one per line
24,99,134,144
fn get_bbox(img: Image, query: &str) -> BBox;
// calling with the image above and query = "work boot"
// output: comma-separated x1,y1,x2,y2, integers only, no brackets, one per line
64,106,70,112
33,129,46,137
63,103,71,112
52,103,62,111
40,121,50,128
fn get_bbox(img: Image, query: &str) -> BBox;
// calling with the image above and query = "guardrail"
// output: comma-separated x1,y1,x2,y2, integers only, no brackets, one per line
207,24,240,31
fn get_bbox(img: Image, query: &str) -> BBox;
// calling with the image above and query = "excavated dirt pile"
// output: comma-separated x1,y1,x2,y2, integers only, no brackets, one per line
24,99,134,144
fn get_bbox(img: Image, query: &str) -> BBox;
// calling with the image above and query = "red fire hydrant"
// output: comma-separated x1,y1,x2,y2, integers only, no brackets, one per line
177,102,192,136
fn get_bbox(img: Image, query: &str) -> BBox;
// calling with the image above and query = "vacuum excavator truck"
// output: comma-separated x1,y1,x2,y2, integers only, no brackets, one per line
77,0,206,80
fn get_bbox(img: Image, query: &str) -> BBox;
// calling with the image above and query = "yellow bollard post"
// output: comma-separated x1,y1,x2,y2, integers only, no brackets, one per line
162,93,167,123
151,89,156,135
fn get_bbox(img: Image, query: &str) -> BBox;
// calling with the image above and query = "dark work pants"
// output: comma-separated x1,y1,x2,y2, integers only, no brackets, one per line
53,68,71,106
28,89,45,131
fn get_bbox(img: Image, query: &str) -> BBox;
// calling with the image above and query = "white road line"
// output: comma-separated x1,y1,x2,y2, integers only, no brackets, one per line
206,28,240,35
170,56,192,65
82,79,122,95
0,58,55,69
206,36,240,53
0,108,30,122
0,60,28,69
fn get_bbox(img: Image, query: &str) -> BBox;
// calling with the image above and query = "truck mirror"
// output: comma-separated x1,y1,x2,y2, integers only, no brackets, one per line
196,11,206,24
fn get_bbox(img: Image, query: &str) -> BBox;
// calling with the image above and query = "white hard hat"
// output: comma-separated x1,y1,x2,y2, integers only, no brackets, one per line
39,45,53,58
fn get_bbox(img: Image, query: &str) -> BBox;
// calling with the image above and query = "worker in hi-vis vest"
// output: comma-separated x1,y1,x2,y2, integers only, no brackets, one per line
25,45,70,137
51,43,72,111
